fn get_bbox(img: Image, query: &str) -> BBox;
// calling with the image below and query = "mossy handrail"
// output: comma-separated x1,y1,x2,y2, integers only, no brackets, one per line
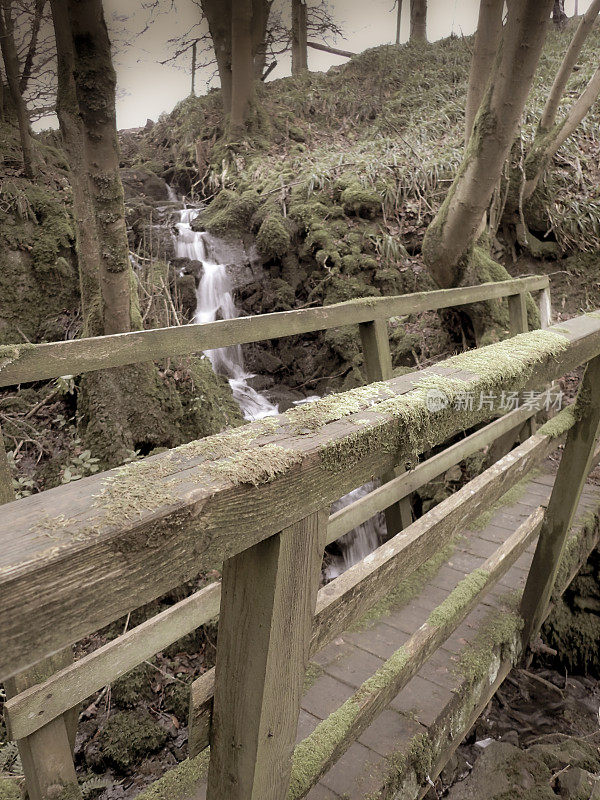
0,275,548,387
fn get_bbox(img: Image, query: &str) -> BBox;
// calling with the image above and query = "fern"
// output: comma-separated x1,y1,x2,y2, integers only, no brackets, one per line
0,742,22,774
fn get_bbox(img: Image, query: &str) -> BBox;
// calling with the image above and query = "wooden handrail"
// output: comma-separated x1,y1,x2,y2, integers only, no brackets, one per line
0,312,597,682
1,400,554,741
0,276,548,387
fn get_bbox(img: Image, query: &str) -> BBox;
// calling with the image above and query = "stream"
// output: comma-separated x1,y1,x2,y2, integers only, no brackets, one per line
171,203,385,578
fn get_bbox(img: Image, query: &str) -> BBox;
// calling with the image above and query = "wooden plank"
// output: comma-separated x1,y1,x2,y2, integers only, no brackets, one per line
1,427,80,800
358,318,412,533
188,668,214,760
311,424,563,655
288,508,543,799
0,425,13,505
4,580,221,740
508,292,528,337
206,510,327,800
538,286,552,329
326,402,537,542
521,353,600,645
0,277,548,387
0,312,598,681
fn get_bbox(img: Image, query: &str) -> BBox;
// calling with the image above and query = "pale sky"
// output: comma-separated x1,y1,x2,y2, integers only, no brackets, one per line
103,0,587,129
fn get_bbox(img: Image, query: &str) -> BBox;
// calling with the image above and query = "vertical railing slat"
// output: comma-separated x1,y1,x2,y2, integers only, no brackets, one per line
1,426,81,800
358,319,412,533
508,292,528,337
206,510,328,800
520,353,600,646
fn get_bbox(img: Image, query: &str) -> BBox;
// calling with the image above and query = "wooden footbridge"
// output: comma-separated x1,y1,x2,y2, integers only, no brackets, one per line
2,275,600,800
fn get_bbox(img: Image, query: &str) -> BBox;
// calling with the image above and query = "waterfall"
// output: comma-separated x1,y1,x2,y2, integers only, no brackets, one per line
170,198,385,577
173,208,278,421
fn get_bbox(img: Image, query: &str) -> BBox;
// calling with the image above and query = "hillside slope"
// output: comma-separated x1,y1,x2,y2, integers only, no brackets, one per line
120,25,600,391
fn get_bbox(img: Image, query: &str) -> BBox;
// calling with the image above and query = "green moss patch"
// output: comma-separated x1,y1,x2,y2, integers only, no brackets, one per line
134,750,210,800
96,711,167,772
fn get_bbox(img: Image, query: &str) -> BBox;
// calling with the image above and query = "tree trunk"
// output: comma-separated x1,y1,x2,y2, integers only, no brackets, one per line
395,0,403,44
230,0,254,132
0,0,35,177
191,40,197,95
64,0,132,335
422,0,554,289
202,0,232,114
464,0,504,144
539,0,600,133
292,0,308,74
50,0,105,336
19,0,46,94
251,0,270,79
410,0,427,41
553,0,567,27
523,65,600,202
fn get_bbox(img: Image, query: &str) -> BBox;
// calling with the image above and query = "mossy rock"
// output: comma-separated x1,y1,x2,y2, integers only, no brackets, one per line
256,213,291,260
163,682,191,723
95,711,168,772
340,183,381,218
193,190,259,240
79,356,243,469
111,663,154,708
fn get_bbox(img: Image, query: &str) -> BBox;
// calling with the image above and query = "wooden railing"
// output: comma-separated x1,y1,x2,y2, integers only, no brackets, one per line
4,275,590,800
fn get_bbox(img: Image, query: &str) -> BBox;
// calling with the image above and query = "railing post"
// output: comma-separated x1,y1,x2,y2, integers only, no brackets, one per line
206,510,328,800
507,292,538,437
1,425,81,800
538,286,552,329
520,354,600,647
358,319,412,533
508,292,528,337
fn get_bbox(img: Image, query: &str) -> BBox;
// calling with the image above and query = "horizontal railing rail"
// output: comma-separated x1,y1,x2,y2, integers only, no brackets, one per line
0,275,549,387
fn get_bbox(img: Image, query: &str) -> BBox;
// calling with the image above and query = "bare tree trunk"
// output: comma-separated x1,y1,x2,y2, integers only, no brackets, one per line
0,0,35,177
395,0,403,44
202,0,233,114
191,39,197,95
230,0,254,131
50,0,131,336
523,65,600,201
574,0,579,15
251,0,270,78
539,0,600,132
553,0,567,27
292,0,308,74
422,0,553,288
410,0,427,41
464,0,504,144
19,0,46,94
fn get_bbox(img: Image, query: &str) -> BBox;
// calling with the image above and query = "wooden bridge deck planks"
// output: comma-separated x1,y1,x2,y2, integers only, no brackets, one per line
293,471,600,800
153,467,600,800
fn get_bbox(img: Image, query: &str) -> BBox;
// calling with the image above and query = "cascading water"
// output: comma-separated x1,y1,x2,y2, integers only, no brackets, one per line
173,207,278,420
170,198,384,577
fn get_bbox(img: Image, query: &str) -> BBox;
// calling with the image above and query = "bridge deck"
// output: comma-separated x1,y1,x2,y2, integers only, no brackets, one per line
177,465,600,800
295,469,600,800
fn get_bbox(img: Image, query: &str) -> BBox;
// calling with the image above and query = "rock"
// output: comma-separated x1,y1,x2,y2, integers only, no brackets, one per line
556,767,599,800
500,730,520,747
120,168,170,202
446,741,552,800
